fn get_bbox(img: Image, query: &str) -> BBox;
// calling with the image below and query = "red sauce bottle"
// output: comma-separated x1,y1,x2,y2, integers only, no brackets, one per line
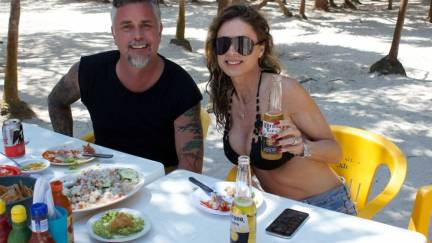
28,203,55,243
0,199,11,243
51,180,74,243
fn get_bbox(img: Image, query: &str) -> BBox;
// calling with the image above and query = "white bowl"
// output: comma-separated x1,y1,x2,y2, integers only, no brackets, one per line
20,159,50,174
87,208,151,242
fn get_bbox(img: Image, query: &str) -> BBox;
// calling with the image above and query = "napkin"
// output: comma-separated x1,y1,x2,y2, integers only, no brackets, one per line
32,175,61,219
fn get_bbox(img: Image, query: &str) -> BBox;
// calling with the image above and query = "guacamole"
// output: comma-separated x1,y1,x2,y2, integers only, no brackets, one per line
92,210,144,239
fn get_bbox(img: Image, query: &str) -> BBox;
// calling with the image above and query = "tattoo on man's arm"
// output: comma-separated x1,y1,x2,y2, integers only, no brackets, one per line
177,105,203,172
48,63,80,136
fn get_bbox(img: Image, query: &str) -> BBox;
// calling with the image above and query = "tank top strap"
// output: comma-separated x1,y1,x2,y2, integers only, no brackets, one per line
253,72,263,137
224,88,236,136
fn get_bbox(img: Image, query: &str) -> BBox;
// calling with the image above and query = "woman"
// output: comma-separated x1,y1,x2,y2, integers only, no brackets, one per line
205,4,356,215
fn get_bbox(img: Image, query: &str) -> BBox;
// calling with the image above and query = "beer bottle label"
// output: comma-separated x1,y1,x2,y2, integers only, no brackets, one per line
230,213,249,243
262,121,280,137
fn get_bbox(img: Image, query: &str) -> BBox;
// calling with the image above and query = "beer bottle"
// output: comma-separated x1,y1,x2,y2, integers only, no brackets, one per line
230,155,256,243
261,75,283,160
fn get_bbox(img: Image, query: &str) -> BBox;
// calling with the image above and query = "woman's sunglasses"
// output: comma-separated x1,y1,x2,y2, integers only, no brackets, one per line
215,36,264,56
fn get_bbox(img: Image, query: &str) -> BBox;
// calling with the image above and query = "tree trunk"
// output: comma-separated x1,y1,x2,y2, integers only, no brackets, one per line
297,0,308,19
274,0,293,17
343,0,357,9
253,0,269,10
329,0,338,8
218,0,230,15
170,0,192,51
388,0,393,10
428,0,432,22
370,0,408,76
314,0,330,11
4,0,20,104
388,0,408,60
2,0,35,118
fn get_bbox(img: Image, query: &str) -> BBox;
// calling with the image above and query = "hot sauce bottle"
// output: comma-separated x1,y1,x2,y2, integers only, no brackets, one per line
29,203,55,243
0,199,11,243
7,205,31,243
51,180,74,243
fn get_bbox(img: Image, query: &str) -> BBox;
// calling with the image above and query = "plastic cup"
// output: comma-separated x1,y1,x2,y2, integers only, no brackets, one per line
48,206,67,243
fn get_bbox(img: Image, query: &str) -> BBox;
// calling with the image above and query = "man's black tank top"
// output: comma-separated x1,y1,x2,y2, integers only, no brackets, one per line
78,51,202,167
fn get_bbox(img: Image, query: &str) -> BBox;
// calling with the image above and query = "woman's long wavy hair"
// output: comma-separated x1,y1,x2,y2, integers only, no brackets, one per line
205,4,282,131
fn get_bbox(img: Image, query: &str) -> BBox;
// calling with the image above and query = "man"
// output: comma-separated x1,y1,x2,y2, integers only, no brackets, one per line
48,0,203,173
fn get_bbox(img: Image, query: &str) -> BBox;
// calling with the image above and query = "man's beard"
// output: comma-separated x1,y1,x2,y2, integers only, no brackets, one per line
127,40,150,68
127,54,150,68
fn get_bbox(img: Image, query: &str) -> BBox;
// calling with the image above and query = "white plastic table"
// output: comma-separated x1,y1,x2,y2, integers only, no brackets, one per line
0,122,165,188
74,169,426,243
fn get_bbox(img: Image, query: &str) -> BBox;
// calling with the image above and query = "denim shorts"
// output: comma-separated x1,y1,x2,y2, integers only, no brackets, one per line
301,179,357,215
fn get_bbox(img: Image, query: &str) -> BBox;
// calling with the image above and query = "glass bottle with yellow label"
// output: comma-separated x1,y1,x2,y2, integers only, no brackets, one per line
261,75,283,160
230,155,256,243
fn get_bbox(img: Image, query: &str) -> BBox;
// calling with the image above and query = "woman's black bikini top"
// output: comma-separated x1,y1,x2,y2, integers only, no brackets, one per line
223,72,294,170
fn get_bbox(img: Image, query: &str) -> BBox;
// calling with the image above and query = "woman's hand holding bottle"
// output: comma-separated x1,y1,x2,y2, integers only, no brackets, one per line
271,117,305,156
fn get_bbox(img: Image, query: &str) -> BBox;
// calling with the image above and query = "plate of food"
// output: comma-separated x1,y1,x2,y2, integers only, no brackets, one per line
60,166,145,213
42,143,96,166
190,181,264,216
215,181,264,208
20,159,50,174
87,208,150,242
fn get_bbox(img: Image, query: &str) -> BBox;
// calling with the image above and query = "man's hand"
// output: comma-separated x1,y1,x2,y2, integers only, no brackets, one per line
174,104,204,173
48,62,81,136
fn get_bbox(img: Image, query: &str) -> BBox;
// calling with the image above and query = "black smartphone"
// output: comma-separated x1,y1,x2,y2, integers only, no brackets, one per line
265,208,309,239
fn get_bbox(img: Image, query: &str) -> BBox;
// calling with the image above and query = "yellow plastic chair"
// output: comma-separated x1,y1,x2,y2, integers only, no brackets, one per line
330,125,407,219
408,185,432,243
225,125,407,219
80,106,211,143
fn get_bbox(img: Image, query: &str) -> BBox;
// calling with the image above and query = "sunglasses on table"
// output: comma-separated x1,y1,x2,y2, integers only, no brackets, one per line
215,36,265,56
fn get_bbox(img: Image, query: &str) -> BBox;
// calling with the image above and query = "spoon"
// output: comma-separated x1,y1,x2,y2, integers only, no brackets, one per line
0,151,23,168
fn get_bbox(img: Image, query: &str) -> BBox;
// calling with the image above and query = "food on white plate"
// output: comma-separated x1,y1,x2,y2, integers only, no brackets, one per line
0,182,33,203
200,192,230,212
63,167,141,210
42,143,95,164
92,210,144,239
21,161,47,172
224,186,256,200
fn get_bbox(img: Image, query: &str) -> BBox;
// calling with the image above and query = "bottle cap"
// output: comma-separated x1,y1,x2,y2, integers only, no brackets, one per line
50,180,63,192
31,203,48,218
11,205,27,223
0,199,5,214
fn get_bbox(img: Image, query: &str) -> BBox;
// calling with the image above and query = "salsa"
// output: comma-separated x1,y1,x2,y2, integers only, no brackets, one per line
0,165,21,176
92,210,144,239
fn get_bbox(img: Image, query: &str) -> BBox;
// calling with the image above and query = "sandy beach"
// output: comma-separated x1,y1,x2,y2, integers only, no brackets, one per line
1,0,431,238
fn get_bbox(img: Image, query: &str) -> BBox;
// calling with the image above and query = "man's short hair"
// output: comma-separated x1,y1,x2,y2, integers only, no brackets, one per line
111,0,161,24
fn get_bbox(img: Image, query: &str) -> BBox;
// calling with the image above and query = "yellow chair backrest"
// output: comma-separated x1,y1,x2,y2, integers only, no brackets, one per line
225,125,407,219
81,106,211,143
408,185,432,243
330,125,407,219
